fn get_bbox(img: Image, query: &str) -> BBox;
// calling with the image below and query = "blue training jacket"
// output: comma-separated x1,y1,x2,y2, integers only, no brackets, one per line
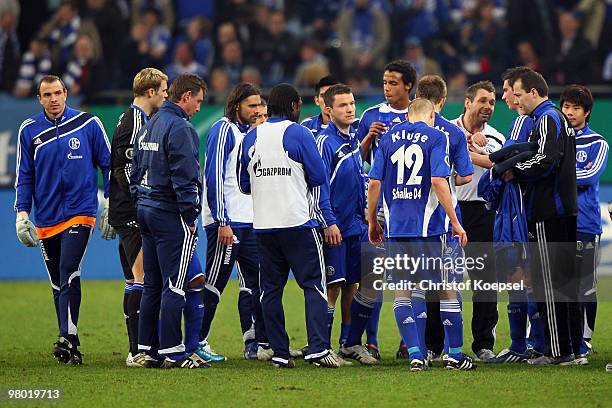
576,125,609,235
129,101,202,226
14,106,111,227
315,120,365,237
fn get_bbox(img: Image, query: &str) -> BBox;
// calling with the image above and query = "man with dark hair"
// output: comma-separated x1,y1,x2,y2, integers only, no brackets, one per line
14,74,111,365
561,84,608,364
200,82,265,362
508,69,579,365
451,80,505,362
358,60,417,164
309,84,374,365
129,72,208,369
101,67,168,367
300,75,340,137
485,67,545,364
237,83,341,368
415,75,474,362
356,59,417,357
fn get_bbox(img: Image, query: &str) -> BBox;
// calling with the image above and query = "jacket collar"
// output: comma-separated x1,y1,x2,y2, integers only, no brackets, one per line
43,106,71,124
160,101,189,120
531,100,554,119
575,125,591,136
327,120,353,140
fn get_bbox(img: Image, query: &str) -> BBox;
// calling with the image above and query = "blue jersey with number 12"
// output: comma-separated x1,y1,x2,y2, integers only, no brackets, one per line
370,121,450,238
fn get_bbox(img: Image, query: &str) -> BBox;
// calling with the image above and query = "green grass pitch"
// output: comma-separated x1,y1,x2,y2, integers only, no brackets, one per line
1,279,611,407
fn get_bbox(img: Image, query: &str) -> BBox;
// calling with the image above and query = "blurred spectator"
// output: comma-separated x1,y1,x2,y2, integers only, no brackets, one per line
294,40,330,88
603,51,612,82
392,0,450,53
16,0,48,58
337,0,390,80
62,33,104,100
164,42,207,83
131,0,175,33
40,0,80,73
80,0,127,79
216,21,238,49
178,16,214,71
403,37,442,78
346,71,371,94
516,41,542,72
216,40,243,85
140,7,170,66
0,0,19,92
459,0,508,83
250,10,299,86
14,36,51,97
545,11,593,84
565,0,606,49
446,70,467,99
240,66,262,87
507,0,558,55
119,23,152,87
174,0,215,28
207,67,230,104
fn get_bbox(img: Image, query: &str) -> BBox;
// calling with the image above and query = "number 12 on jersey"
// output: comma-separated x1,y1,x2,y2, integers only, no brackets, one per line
390,144,423,185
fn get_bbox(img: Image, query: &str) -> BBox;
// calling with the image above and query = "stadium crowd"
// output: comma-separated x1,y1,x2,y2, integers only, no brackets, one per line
1,0,612,103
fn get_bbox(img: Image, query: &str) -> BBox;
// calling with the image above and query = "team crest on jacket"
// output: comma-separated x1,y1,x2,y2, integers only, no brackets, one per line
576,150,587,163
326,266,335,276
69,137,80,150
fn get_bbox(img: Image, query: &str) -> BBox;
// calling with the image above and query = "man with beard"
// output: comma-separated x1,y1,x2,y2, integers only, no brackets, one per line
451,81,505,362
200,82,266,362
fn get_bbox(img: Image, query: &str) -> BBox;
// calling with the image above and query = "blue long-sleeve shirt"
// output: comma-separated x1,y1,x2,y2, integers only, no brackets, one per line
576,125,609,235
203,117,252,228
14,106,110,227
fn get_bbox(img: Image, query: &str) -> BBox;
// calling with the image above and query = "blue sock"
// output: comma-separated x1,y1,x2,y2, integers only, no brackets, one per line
507,289,527,353
411,289,427,357
527,291,545,353
442,291,462,355
327,305,335,349
340,323,350,347
183,291,204,354
365,298,382,346
440,299,463,359
393,297,423,361
345,292,375,347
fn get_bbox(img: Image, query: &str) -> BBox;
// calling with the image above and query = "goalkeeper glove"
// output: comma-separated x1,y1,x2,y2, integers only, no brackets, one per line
16,212,39,247
99,203,116,240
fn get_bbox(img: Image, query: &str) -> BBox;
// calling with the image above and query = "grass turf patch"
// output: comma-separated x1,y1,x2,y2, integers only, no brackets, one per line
0,279,611,407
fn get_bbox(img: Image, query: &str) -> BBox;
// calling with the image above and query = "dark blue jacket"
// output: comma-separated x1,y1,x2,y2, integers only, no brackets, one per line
130,101,202,226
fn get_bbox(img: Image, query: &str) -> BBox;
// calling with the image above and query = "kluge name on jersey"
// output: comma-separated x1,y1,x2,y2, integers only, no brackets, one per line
388,128,437,202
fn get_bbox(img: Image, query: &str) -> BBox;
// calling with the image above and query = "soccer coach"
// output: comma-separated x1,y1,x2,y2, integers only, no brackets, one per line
238,83,340,369
507,69,578,365
130,73,207,369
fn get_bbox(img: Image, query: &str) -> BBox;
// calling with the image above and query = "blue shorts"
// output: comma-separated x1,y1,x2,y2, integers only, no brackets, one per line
325,234,361,285
386,235,444,284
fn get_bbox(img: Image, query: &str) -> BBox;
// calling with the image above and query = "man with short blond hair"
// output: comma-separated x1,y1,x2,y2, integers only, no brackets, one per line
100,67,168,366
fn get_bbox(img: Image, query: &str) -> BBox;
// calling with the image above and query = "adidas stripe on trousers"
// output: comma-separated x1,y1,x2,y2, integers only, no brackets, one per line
137,205,197,359
528,216,578,358
256,227,328,364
